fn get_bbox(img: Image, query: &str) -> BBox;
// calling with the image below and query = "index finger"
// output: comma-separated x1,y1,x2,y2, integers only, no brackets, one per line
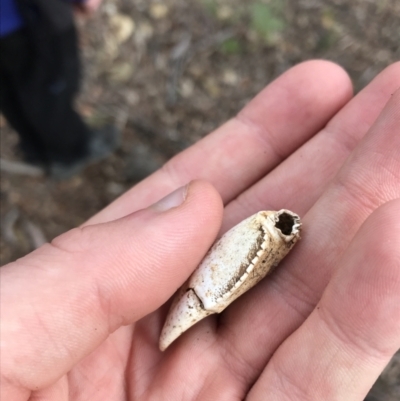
86,60,352,225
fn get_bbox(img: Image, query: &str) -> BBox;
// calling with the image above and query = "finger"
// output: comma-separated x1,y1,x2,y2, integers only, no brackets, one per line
218,72,400,381
248,199,400,400
222,61,400,231
86,60,352,225
0,180,223,396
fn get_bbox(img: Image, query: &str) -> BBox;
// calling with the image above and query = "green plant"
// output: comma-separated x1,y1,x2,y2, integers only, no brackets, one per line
250,1,286,44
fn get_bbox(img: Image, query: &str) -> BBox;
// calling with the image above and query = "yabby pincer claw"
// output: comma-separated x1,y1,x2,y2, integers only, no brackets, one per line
159,209,302,351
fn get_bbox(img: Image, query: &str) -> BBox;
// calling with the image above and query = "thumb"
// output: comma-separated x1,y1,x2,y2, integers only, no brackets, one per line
1,180,223,393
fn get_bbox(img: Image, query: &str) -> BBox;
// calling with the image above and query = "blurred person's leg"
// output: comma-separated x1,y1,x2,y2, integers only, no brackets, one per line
14,0,93,165
20,22,93,166
2,0,117,178
0,28,48,165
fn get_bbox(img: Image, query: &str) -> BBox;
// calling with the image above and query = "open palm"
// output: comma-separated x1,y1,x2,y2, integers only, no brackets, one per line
2,60,400,401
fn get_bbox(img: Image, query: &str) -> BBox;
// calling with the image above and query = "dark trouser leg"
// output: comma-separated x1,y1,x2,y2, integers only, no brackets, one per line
0,30,48,163
23,25,93,164
0,24,92,166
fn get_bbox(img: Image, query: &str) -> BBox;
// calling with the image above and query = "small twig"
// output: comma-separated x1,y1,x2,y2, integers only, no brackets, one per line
0,158,45,177
166,29,235,105
22,220,47,249
1,207,20,245
167,34,192,105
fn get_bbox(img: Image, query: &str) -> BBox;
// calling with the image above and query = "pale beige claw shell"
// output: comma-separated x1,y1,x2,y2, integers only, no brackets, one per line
159,209,302,351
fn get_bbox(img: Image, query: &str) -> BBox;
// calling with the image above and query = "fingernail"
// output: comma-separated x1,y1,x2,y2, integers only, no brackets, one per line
152,184,189,212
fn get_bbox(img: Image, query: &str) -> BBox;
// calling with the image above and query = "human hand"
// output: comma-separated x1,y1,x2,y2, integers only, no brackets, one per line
1,60,400,400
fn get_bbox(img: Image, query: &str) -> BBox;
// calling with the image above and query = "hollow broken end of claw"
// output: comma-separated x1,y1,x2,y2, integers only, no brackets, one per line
273,209,301,241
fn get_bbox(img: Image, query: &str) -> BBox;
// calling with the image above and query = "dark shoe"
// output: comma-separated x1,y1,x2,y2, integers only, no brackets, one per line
88,124,120,161
49,125,120,180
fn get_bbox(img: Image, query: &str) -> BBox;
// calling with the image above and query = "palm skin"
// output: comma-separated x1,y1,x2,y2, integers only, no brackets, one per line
1,60,400,401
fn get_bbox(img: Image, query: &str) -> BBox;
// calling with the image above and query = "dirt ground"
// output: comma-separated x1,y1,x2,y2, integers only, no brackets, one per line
1,0,399,398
